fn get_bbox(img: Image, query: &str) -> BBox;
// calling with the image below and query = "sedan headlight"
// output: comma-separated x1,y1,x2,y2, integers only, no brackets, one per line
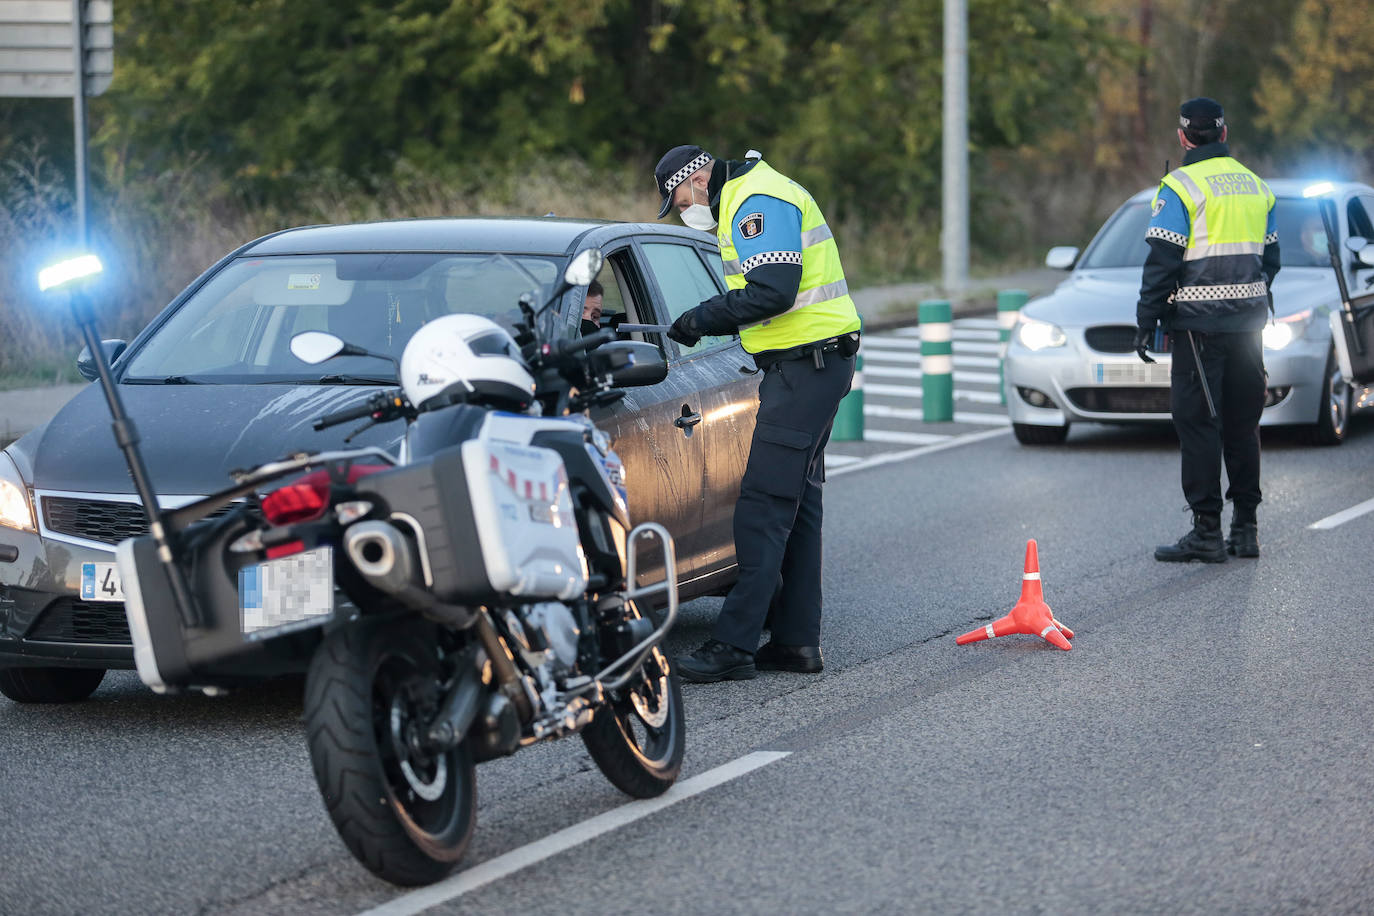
0,451,36,533
1016,317,1067,351
1262,310,1313,350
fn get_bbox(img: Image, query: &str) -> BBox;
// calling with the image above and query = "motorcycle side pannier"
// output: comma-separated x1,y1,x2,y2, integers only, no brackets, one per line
356,440,588,605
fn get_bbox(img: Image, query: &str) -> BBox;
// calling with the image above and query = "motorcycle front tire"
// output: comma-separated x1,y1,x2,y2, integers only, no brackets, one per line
581,646,685,798
304,616,477,887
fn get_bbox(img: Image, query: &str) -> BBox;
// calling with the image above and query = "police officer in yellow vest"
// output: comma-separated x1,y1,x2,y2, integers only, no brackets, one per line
1136,98,1279,562
653,145,861,682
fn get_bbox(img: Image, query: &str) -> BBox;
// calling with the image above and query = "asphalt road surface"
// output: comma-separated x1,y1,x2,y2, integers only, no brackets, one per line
4,379,1374,914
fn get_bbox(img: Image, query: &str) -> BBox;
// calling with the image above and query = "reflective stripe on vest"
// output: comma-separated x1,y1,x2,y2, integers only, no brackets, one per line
717,160,861,353
1155,157,1274,314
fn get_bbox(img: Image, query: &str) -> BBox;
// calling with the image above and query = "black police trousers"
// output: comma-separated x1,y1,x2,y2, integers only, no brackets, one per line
712,349,855,653
1169,328,1265,516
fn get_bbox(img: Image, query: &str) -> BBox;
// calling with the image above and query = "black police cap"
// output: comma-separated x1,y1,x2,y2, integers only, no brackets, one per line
1179,97,1225,131
654,145,713,218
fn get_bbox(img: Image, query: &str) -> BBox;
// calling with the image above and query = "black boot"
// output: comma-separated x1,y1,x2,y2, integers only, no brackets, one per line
1154,512,1227,563
676,639,757,683
1227,507,1259,558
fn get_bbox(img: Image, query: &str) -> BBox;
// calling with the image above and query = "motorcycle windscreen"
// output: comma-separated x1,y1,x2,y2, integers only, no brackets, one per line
116,510,331,691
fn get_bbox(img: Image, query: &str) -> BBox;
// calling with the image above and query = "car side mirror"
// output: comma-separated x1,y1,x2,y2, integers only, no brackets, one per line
76,339,127,381
588,340,667,387
290,331,347,364
563,248,605,288
1346,237,1374,267
1045,246,1079,270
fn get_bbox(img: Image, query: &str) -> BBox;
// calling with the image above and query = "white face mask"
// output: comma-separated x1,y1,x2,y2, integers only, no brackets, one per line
679,183,717,232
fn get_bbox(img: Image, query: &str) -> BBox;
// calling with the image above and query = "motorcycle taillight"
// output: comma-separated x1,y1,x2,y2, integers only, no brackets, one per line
260,483,327,526
259,464,389,527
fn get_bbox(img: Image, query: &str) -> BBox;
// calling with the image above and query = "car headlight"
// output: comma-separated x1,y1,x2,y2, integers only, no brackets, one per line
1262,310,1313,350
0,451,36,533
1016,317,1067,351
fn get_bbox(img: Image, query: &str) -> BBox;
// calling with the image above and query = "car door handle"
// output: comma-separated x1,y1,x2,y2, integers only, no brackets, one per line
675,411,702,429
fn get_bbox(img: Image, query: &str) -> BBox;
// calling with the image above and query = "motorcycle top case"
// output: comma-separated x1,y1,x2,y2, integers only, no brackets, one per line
356,439,589,605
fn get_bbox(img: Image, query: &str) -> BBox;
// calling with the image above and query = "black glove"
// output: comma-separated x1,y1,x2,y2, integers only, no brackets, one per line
668,311,703,348
1134,326,1156,364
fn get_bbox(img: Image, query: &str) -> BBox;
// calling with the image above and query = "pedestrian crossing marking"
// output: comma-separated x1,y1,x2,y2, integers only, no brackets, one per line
864,350,1002,368
865,365,1002,384
861,429,953,445
863,338,1003,355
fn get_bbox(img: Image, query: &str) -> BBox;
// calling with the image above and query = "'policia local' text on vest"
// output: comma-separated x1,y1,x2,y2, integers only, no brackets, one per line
718,161,861,353
1152,156,1275,331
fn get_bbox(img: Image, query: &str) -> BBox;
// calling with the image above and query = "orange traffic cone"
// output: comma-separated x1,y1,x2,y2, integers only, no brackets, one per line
956,539,1073,650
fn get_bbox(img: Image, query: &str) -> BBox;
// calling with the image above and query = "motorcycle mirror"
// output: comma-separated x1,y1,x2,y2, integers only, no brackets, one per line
563,248,604,288
291,331,347,364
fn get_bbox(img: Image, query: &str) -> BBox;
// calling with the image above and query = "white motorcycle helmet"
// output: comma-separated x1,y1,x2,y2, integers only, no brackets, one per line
400,314,535,410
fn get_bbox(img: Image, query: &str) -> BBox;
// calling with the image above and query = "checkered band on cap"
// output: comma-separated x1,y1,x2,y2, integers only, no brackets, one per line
664,152,713,196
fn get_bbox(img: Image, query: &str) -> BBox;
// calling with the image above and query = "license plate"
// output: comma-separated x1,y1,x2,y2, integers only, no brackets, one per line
81,562,123,602
1092,361,1172,385
238,547,334,638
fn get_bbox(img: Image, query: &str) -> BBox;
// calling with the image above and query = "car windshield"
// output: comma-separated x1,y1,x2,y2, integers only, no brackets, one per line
1079,195,1331,270
123,252,560,383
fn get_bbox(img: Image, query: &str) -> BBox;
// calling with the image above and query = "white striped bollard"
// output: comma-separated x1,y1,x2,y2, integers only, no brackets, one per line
919,299,953,421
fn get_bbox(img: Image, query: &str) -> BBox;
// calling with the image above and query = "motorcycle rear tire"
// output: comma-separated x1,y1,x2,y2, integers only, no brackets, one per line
304,616,477,886
582,646,685,798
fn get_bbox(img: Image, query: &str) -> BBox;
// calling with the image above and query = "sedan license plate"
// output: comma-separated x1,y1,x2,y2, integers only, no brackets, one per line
1093,361,1171,385
81,562,124,603
238,547,333,638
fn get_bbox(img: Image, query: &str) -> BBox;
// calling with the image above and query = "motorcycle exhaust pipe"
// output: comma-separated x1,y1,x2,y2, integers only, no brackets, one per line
344,521,419,593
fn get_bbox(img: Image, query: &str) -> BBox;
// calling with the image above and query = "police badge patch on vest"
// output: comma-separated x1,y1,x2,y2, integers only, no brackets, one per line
738,212,765,239
1152,197,1166,216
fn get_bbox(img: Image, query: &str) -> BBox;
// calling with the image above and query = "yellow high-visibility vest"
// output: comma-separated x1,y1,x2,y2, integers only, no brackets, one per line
1153,156,1275,323
718,161,861,353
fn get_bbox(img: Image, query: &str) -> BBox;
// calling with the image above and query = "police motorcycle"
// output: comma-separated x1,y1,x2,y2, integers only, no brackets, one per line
111,248,686,886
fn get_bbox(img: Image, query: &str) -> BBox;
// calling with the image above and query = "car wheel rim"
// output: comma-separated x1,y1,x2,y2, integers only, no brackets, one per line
1329,363,1350,437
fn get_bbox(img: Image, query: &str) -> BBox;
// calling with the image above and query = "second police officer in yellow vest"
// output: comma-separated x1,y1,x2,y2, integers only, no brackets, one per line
653,145,861,682
1135,98,1280,562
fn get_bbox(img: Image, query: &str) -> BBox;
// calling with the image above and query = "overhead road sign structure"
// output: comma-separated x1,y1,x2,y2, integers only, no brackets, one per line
0,0,113,97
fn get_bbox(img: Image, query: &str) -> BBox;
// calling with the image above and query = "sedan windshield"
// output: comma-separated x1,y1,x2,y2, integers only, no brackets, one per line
1079,196,1331,270
124,252,560,383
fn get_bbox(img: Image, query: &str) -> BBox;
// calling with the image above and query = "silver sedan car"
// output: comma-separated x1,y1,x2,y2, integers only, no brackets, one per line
1004,179,1374,445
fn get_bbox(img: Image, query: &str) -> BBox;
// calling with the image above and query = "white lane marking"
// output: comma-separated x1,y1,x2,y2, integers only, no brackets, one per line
862,429,952,445
1308,496,1374,530
824,453,863,468
864,383,1002,404
865,366,1003,384
958,317,1002,329
864,404,1008,425
357,752,791,916
864,350,1001,367
828,427,1012,477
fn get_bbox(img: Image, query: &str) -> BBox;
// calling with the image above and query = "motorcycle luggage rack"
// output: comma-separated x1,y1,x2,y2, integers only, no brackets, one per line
580,522,680,693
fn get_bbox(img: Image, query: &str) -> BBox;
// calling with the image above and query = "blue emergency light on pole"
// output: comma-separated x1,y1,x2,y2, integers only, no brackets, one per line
38,253,202,629
997,289,1028,405
920,299,954,421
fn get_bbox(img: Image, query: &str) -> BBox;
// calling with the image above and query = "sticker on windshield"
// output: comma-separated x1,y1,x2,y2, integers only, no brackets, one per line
288,273,322,290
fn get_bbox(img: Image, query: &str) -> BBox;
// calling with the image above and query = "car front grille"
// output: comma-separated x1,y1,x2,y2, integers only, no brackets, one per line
28,598,132,645
1065,387,1172,414
41,496,253,546
43,497,151,546
1084,325,1139,354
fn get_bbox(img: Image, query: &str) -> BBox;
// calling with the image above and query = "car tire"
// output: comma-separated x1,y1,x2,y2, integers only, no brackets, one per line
0,666,105,703
1012,422,1070,445
1309,347,1351,446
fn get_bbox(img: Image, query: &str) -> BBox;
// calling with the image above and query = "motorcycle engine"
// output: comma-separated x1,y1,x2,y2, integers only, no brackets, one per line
524,602,581,673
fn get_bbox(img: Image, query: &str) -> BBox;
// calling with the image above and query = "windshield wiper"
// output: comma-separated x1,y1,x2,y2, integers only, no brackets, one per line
316,374,397,385
123,375,205,385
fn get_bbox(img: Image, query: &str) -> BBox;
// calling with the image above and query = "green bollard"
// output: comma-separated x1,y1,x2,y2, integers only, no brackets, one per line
832,351,864,441
997,289,1028,405
920,299,953,422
